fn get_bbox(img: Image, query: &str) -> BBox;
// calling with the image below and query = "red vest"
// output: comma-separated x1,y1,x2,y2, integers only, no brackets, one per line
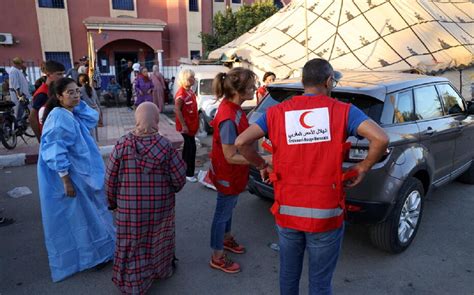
175,87,199,136
33,83,49,131
209,99,249,195
266,94,351,233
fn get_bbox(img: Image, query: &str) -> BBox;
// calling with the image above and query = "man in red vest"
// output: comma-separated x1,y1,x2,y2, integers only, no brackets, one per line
236,58,389,294
29,60,65,141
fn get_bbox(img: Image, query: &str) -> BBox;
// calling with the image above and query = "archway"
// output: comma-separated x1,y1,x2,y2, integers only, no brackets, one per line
97,38,156,80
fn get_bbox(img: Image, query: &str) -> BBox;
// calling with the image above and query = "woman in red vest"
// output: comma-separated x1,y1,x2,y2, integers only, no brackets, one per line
208,67,262,274
174,69,199,182
256,71,276,104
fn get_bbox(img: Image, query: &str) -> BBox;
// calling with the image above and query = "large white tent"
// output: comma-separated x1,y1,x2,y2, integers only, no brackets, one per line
209,0,473,81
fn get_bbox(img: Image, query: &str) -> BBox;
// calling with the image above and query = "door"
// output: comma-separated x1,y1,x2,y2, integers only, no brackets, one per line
436,83,474,176
114,52,138,84
414,85,458,184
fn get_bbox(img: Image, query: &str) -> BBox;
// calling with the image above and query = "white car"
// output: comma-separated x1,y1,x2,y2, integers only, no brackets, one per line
174,64,258,134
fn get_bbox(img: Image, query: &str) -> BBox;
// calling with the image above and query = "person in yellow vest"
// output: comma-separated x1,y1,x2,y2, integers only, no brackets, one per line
236,58,389,295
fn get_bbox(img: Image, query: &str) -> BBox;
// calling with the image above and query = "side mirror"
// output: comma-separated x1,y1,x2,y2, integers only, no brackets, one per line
467,101,474,115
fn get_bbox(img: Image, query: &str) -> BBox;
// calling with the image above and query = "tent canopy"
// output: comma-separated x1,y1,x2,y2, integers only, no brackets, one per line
209,0,473,78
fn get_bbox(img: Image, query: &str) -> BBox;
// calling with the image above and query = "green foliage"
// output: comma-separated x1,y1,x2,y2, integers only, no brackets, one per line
201,1,278,58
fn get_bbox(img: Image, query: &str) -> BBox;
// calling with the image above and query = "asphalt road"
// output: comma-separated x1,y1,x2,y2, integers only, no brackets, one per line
0,161,473,295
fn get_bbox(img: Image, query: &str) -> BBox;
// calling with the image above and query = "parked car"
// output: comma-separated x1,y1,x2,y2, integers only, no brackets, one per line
247,71,474,253
174,64,259,135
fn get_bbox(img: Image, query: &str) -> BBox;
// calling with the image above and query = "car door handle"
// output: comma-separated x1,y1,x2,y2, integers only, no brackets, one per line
424,127,435,135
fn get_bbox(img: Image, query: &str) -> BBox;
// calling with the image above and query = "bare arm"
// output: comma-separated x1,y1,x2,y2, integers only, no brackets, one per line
235,124,267,168
345,120,389,187
29,108,41,142
174,98,188,133
222,144,251,165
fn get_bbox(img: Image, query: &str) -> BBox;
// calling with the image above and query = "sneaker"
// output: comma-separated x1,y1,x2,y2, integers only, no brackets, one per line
210,254,241,274
186,176,198,183
224,237,246,254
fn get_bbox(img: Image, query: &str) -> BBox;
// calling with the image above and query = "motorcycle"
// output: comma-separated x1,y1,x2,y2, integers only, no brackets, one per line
0,97,34,150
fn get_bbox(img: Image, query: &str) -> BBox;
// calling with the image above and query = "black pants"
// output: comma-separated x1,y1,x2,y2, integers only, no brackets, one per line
182,134,196,177
125,86,133,106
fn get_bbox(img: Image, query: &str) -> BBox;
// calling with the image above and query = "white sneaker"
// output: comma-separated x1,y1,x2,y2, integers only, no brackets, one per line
186,176,198,183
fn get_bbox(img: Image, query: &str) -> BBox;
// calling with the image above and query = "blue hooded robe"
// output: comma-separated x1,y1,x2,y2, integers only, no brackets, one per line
37,101,115,282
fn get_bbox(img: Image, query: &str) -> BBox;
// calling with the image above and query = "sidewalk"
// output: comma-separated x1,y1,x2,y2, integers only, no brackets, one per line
0,105,183,167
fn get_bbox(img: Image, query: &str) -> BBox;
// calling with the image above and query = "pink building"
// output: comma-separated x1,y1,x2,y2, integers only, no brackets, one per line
0,0,289,81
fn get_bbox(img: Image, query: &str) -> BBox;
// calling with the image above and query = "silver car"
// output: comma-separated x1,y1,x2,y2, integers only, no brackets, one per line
247,71,474,253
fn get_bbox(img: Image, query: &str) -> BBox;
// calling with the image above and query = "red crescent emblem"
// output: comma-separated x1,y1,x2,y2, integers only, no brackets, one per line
299,111,314,129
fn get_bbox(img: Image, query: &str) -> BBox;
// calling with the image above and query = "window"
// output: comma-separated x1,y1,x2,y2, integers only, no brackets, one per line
414,85,443,120
38,0,64,8
190,50,201,60
112,0,134,11
436,84,465,115
215,0,224,2
392,90,416,123
189,0,199,12
44,52,71,71
232,0,242,3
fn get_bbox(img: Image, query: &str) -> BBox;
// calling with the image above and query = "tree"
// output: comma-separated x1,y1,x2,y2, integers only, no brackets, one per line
201,1,278,58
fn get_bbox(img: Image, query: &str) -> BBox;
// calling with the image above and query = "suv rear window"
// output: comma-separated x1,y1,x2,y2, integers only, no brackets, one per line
255,88,383,122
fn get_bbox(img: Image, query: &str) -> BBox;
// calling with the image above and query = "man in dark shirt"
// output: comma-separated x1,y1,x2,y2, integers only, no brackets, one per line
29,60,65,142
119,61,133,107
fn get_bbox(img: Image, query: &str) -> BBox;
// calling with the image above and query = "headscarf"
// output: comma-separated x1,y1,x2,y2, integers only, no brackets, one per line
134,102,160,136
138,66,150,83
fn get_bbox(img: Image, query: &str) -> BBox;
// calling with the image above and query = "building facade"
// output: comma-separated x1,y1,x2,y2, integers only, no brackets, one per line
0,0,288,81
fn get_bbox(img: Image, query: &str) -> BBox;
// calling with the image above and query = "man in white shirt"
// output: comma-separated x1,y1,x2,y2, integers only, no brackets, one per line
8,57,32,119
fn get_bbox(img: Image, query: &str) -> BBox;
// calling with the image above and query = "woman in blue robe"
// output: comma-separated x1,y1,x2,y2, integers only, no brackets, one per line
37,77,115,282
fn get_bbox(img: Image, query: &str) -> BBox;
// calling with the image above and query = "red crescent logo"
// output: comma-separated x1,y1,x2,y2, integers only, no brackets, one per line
299,111,314,129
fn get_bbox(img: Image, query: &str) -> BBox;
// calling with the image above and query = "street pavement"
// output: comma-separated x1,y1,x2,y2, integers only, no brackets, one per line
0,154,473,294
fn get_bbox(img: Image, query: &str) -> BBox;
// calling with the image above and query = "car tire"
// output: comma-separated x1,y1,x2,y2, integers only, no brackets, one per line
458,161,474,184
199,112,213,135
369,177,424,253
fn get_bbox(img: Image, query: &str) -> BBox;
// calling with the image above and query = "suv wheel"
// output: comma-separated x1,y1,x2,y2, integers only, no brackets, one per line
458,161,474,184
369,177,424,253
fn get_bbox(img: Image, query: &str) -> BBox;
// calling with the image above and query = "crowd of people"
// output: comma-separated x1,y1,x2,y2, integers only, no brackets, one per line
1,56,390,294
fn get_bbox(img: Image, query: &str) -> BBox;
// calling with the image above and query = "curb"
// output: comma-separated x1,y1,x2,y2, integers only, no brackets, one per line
0,145,116,169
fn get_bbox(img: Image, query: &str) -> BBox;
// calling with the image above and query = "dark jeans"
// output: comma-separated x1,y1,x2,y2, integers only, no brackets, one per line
277,225,344,295
210,192,239,250
181,133,196,177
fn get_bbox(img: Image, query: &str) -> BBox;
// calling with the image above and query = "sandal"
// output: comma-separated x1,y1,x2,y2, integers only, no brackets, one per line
0,217,15,227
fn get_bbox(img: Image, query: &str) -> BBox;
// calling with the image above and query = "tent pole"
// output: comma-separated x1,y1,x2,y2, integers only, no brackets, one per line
304,0,309,61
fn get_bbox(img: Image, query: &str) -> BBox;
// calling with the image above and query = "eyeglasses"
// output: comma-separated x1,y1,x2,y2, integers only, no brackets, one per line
330,77,338,88
64,88,81,96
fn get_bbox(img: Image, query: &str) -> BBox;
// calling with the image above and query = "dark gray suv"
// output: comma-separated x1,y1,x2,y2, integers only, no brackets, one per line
247,71,474,253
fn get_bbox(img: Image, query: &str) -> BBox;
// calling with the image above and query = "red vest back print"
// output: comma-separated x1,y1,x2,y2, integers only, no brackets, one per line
266,95,351,233
209,99,250,195
175,87,199,136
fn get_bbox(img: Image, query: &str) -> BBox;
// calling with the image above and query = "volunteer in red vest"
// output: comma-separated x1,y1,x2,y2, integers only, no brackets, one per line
29,60,65,142
256,71,276,104
175,69,199,182
208,68,264,274
236,58,389,294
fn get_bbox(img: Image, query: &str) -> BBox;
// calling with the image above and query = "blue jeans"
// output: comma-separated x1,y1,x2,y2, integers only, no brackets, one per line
277,225,344,295
210,192,239,250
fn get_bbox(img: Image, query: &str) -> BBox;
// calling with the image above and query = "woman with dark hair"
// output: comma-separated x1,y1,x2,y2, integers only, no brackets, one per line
77,73,102,126
135,67,154,106
38,77,115,282
208,67,264,274
106,102,186,294
256,71,276,104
